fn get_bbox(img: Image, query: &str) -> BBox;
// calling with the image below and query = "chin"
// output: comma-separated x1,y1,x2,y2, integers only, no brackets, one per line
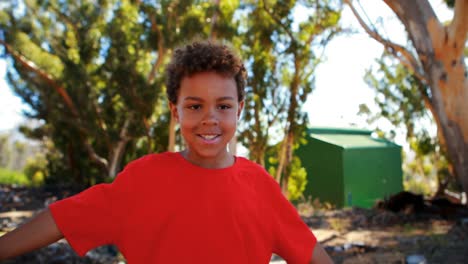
191,147,227,158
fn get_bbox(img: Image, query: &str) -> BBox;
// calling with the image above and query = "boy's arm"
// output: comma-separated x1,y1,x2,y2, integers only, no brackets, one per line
310,243,334,264
0,208,63,260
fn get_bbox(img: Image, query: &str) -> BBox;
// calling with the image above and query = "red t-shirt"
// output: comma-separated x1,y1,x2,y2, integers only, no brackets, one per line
49,152,316,263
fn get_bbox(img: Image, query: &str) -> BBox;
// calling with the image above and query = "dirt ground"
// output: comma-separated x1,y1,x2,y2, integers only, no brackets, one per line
303,208,468,263
1,184,467,264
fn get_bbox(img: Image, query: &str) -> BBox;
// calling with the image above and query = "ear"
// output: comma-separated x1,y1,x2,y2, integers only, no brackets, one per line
169,102,179,122
237,100,244,119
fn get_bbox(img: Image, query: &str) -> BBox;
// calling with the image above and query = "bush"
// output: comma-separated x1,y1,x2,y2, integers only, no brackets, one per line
403,177,432,196
23,155,47,186
287,156,308,201
0,167,30,186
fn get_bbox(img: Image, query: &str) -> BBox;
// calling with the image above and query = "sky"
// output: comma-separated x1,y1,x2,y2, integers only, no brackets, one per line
304,0,451,146
0,1,453,147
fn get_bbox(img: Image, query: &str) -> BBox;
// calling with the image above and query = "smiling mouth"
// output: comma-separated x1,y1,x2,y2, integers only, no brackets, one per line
198,134,220,140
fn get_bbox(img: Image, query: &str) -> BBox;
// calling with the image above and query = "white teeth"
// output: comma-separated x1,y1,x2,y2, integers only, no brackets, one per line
201,135,217,140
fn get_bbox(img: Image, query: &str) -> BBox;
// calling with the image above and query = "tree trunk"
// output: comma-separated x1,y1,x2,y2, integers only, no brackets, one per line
257,148,266,167
250,139,267,167
348,0,468,195
275,134,288,183
210,0,220,40
426,57,468,195
383,0,468,194
280,131,294,196
108,139,129,178
108,117,131,178
276,59,300,194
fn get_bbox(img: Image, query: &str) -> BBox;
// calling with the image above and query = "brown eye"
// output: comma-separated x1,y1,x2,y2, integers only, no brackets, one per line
218,104,231,110
188,105,201,110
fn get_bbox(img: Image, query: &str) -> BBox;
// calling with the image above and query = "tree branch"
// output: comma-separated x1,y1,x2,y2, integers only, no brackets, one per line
84,116,134,173
262,0,295,44
413,75,435,119
344,0,427,82
84,140,109,170
268,100,286,127
147,14,166,84
1,38,112,172
448,0,468,56
111,116,132,175
210,0,221,40
92,100,111,148
0,39,80,118
119,116,132,141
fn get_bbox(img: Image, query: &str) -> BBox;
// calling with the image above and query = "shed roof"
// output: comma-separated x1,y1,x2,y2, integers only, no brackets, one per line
309,127,400,149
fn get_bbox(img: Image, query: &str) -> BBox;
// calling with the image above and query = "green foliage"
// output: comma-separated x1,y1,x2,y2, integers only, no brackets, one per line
2,0,343,191
403,176,433,196
444,0,455,8
2,0,225,184
266,144,308,201
362,52,453,195
23,153,48,186
0,167,30,186
12,32,64,79
238,0,343,180
286,156,308,201
267,146,280,178
364,54,428,138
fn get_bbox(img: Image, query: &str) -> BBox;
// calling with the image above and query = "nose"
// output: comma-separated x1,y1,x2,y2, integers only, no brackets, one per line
201,109,219,126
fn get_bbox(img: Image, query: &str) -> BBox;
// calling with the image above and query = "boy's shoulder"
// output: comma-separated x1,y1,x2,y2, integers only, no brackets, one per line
236,157,266,173
236,157,278,186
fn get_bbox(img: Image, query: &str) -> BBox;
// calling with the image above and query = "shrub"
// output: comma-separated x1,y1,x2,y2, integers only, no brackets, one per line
403,177,432,196
23,155,47,187
0,167,30,186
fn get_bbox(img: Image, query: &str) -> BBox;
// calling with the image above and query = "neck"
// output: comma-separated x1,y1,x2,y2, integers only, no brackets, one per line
181,150,235,169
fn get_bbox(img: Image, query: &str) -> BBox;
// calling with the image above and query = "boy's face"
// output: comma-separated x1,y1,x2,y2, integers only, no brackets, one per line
169,71,244,167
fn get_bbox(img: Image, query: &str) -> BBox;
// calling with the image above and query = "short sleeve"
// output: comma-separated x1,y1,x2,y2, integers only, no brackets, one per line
267,177,317,264
49,164,135,256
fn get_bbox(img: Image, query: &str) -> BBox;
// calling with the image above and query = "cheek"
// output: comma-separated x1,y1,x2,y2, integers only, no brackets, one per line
179,119,194,129
223,114,238,129
178,114,198,129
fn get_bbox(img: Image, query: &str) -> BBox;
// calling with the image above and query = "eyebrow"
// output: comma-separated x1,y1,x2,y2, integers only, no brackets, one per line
183,96,236,102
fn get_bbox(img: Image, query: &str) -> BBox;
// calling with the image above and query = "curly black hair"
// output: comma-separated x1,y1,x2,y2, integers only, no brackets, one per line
165,41,246,104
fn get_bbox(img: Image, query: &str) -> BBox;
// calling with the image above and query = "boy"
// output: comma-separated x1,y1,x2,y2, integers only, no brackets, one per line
0,41,332,263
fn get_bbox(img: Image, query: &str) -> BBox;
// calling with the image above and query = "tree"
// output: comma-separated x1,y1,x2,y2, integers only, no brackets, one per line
360,52,453,196
0,0,165,183
263,0,342,196
1,0,342,194
0,134,11,168
237,0,342,199
345,0,468,195
1,0,226,184
238,1,286,167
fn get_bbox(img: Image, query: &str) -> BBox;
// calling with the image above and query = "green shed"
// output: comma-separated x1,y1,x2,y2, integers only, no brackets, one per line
296,127,403,208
